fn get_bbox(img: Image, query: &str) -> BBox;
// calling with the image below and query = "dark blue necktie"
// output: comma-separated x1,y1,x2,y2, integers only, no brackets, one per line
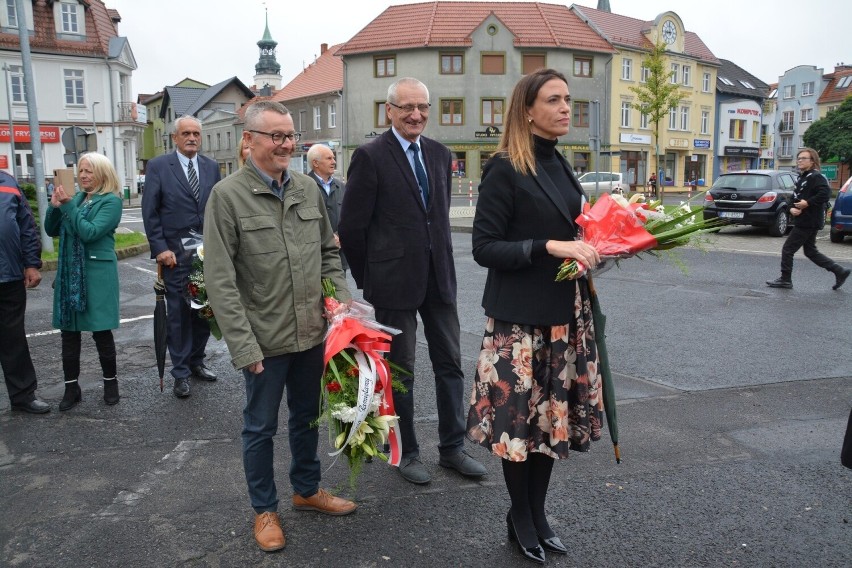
410,143,429,207
187,159,200,201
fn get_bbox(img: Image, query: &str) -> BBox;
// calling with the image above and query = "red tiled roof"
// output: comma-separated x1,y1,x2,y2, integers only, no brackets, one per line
0,0,120,58
337,2,615,56
273,44,344,102
572,4,718,65
817,67,852,104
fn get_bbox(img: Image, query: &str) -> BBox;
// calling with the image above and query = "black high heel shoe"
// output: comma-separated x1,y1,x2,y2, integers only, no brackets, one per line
59,380,82,411
538,534,568,555
506,511,546,564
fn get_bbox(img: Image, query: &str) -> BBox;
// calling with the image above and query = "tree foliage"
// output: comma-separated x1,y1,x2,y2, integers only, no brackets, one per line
802,95,852,166
628,41,686,178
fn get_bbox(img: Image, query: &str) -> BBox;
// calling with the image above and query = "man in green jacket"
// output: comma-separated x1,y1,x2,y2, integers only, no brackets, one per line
204,101,354,554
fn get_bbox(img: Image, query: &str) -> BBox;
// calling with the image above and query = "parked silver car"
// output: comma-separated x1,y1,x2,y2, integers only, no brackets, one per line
577,171,624,195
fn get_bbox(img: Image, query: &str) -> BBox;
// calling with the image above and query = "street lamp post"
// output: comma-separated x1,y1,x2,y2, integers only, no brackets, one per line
90,101,99,152
2,63,17,177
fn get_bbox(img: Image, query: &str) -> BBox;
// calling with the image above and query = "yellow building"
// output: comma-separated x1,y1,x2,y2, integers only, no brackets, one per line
572,7,719,191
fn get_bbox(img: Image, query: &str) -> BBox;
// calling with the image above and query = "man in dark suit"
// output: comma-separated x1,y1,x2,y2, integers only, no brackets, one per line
339,77,486,484
306,144,346,271
142,116,221,398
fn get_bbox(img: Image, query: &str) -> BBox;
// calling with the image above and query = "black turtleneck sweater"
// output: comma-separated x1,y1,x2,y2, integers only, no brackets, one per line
530,135,584,257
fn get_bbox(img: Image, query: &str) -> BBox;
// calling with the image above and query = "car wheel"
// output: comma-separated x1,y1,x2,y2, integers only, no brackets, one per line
830,228,845,243
767,208,788,237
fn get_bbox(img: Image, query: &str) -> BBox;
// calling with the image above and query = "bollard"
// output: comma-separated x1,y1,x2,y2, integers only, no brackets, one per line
468,180,473,207
458,176,462,194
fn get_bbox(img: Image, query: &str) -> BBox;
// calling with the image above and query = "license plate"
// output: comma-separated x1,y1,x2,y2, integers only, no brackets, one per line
720,212,745,219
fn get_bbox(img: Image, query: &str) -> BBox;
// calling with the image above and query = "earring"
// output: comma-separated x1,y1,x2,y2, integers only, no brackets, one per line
528,118,533,124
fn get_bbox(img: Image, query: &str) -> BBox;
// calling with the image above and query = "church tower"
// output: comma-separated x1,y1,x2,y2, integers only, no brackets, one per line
253,9,282,90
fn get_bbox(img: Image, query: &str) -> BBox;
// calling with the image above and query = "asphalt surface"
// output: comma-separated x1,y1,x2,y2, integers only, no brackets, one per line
1,199,851,567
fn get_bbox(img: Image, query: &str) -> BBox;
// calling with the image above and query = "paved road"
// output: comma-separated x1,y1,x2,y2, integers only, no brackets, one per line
1,216,850,567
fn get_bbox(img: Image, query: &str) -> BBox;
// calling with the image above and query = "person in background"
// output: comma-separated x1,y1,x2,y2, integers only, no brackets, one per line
46,178,55,200
204,101,355,554
466,69,603,564
45,153,123,409
306,144,347,272
647,171,657,197
766,147,849,290
237,137,250,168
0,169,50,414
339,77,487,485
143,116,221,398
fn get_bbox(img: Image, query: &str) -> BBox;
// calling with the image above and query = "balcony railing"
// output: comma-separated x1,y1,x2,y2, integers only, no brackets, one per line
116,102,144,123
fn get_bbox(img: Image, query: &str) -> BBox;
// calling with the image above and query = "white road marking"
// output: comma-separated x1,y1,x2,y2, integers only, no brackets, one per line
26,315,153,338
96,440,209,518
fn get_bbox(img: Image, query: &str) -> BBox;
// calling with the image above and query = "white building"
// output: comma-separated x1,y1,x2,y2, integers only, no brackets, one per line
0,0,144,193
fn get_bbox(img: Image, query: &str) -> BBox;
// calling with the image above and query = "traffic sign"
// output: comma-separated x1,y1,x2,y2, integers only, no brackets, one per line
822,164,837,180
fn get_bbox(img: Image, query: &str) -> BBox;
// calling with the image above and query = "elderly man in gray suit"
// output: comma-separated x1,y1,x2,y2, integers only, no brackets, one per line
142,116,221,398
339,77,486,485
306,144,346,271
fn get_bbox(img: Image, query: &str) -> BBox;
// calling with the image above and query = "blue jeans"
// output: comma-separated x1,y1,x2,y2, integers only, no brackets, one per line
241,344,323,513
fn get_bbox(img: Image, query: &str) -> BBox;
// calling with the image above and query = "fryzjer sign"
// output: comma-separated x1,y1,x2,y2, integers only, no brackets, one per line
0,125,61,143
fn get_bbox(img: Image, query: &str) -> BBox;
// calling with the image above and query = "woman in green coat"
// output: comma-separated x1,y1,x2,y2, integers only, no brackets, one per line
45,152,123,409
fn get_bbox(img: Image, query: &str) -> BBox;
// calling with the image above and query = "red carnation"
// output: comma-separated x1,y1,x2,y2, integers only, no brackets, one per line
326,381,342,393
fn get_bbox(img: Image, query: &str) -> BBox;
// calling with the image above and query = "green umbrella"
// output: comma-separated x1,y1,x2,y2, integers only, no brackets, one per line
587,274,621,464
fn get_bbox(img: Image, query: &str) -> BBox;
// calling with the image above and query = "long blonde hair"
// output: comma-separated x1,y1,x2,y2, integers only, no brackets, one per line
79,152,121,197
497,68,569,176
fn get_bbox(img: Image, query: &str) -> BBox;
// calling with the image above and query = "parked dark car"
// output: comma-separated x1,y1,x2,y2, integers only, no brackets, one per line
830,176,852,243
702,170,797,237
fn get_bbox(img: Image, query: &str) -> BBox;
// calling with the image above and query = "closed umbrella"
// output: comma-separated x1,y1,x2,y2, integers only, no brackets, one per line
587,274,621,464
153,264,168,392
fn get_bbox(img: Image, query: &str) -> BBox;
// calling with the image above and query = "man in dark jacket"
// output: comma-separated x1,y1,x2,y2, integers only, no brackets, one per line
767,148,850,290
0,171,50,414
306,144,347,271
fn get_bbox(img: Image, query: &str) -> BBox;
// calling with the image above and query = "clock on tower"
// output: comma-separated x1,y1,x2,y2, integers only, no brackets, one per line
662,20,677,45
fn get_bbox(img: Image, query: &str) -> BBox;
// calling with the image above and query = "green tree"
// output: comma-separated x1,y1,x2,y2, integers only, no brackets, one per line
629,41,686,192
802,95,852,167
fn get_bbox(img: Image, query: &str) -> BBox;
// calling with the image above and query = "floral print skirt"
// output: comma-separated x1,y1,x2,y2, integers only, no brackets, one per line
466,282,603,461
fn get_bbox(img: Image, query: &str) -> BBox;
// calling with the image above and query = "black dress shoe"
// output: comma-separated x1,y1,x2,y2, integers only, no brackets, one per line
766,278,793,289
173,377,191,398
506,511,545,564
833,268,850,290
11,398,51,414
59,381,82,411
191,364,217,382
538,535,568,554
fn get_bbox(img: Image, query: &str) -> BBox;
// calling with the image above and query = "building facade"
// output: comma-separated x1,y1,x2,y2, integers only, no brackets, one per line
774,65,825,172
336,2,615,183
0,0,144,192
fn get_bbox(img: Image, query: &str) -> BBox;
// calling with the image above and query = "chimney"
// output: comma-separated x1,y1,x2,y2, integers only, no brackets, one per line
321,43,328,55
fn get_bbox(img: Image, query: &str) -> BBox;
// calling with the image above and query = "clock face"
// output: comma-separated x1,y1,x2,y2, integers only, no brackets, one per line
662,20,677,45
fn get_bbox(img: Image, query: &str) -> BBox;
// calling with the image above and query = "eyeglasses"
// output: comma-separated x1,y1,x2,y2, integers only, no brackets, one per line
795,156,812,161
249,130,301,145
388,101,431,114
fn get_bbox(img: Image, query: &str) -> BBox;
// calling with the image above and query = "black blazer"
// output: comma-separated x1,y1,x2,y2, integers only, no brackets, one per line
340,130,455,310
472,152,586,325
309,171,347,270
142,151,221,258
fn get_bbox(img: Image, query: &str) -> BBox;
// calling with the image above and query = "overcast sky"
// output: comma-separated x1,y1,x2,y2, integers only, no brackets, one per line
108,0,849,97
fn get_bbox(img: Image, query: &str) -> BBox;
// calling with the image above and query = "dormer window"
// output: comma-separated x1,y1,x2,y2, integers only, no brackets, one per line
55,1,86,39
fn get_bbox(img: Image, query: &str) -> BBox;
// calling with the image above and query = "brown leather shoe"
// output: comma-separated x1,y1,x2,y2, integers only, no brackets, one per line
253,511,286,552
292,488,357,516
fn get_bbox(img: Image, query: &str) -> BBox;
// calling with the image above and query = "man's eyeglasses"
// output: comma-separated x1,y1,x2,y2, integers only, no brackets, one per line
388,102,431,114
249,130,301,145
796,156,812,162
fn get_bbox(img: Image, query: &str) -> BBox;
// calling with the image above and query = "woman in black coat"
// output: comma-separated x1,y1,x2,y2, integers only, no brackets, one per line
766,147,849,290
466,69,602,564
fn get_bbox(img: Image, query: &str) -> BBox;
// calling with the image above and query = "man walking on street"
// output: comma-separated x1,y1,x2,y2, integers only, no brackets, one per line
204,101,355,554
143,116,221,398
0,170,50,414
306,144,347,272
339,77,486,485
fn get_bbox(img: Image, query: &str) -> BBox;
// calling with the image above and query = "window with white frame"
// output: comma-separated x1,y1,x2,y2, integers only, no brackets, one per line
620,101,631,127
701,110,709,134
622,58,632,80
313,106,321,130
800,108,813,122
781,111,794,131
63,69,84,105
799,135,805,149
719,77,734,86
752,121,759,144
60,2,79,33
670,63,679,84
783,84,796,98
738,80,755,89
729,119,746,140
780,136,793,157
669,107,677,129
641,65,650,83
802,82,814,96
328,103,336,128
640,112,649,129
9,64,25,103
682,65,691,86
5,0,16,27
702,72,711,92
680,106,689,131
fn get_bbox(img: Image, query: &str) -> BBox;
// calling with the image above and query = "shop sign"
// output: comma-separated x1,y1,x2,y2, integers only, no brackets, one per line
723,146,759,157
619,133,651,144
0,125,61,143
364,131,381,139
474,126,501,138
668,138,689,148
693,139,711,149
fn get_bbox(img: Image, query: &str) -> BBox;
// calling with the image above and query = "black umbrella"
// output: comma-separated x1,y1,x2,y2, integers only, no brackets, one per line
587,274,620,464
153,264,168,393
